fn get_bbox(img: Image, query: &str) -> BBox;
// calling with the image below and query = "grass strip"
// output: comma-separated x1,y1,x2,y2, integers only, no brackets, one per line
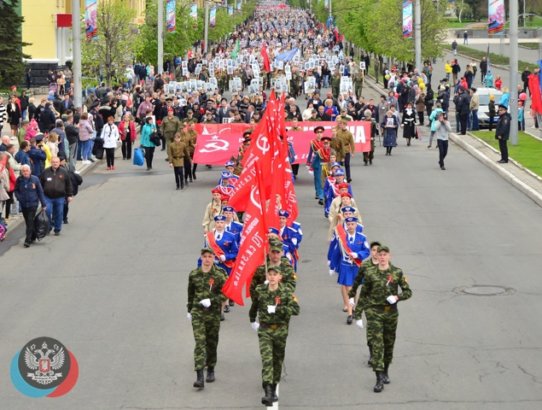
471,130,542,177
456,45,535,72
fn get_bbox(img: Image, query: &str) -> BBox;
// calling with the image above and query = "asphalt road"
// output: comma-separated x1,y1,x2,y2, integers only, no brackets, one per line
2,89,542,409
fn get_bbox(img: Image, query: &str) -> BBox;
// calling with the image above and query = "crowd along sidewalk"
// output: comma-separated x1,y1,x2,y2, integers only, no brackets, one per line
2,133,100,237
364,77,542,208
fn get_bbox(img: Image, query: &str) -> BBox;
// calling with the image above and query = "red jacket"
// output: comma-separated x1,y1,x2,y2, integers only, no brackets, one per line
118,120,137,142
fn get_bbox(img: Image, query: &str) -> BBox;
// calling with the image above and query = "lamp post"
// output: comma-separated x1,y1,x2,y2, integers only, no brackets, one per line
414,0,422,71
71,0,82,109
157,0,164,74
204,1,209,54
510,0,519,145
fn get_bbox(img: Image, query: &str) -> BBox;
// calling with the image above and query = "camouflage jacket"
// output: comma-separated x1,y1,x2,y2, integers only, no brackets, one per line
187,264,228,313
249,283,300,324
354,264,412,319
250,257,297,299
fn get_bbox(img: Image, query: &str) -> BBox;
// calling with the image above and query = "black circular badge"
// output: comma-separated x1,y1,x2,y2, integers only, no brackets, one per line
18,336,71,389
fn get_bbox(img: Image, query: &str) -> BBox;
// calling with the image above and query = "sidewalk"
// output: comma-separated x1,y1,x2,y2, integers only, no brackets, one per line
365,77,542,208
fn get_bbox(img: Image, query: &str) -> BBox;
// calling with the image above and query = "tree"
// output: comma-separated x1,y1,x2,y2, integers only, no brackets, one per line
0,0,30,88
81,1,137,86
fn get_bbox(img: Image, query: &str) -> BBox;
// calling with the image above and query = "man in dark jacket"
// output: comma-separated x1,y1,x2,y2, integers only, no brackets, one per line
495,104,511,164
39,157,73,235
39,102,56,132
14,164,47,247
64,115,79,171
455,87,471,135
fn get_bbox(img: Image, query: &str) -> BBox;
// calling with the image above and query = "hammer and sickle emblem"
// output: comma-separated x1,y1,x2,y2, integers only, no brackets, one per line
256,135,270,155
200,136,229,153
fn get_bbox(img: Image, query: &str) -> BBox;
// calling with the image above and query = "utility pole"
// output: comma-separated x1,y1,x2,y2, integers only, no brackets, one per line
71,0,82,109
415,0,422,71
510,0,519,145
157,0,164,74
204,1,209,54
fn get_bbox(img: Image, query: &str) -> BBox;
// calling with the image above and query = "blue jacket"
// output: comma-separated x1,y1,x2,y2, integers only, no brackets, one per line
14,175,47,209
15,150,31,167
140,123,157,148
28,146,46,176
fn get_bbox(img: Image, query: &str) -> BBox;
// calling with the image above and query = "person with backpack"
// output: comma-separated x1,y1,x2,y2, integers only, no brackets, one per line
14,164,47,247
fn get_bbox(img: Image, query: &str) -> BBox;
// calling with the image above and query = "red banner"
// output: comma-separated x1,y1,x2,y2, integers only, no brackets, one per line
193,121,372,165
222,164,267,305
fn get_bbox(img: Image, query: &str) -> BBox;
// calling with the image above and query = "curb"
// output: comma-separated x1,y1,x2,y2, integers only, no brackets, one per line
450,132,542,207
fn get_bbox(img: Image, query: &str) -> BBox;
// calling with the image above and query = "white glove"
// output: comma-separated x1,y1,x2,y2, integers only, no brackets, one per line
350,252,358,259
267,305,276,314
264,280,269,285
355,319,364,329
291,237,298,246
329,269,336,276
187,313,192,322
251,322,260,331
348,297,355,307
200,298,211,308
219,254,226,262
386,295,399,305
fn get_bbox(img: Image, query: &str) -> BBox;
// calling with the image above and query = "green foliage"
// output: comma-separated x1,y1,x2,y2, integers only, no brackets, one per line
298,0,446,63
0,0,31,88
134,1,256,64
472,131,542,177
81,1,137,86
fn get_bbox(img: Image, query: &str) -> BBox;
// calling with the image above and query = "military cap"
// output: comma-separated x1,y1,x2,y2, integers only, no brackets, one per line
220,194,230,202
222,206,234,213
334,169,345,176
214,215,227,222
267,266,282,274
341,206,356,213
268,227,279,235
377,245,390,253
340,192,352,198
221,170,233,178
243,130,253,138
337,183,349,189
201,247,214,255
321,135,332,141
314,126,325,133
331,162,342,168
344,216,358,223
225,160,235,167
269,241,283,252
278,209,290,218
211,188,221,194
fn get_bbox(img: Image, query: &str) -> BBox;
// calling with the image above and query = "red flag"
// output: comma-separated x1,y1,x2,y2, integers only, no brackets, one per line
261,43,271,73
529,73,542,114
222,164,267,305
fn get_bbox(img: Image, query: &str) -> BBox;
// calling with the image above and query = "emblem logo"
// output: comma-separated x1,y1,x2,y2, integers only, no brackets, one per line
199,136,230,153
11,336,79,398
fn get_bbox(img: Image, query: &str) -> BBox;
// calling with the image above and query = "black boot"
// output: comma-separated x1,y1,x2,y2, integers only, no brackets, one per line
373,372,384,393
206,367,215,383
382,364,390,384
271,383,278,402
261,384,274,406
193,369,204,390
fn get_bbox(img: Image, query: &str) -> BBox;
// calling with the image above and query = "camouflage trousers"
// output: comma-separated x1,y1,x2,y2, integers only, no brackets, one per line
191,309,221,371
365,308,399,372
258,325,289,384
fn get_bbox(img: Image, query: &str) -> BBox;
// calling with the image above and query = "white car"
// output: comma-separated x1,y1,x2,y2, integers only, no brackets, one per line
476,87,503,128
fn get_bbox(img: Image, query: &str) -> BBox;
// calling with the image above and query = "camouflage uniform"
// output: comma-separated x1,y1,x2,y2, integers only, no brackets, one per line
354,264,412,372
187,264,228,371
348,259,379,300
250,257,297,299
249,282,300,386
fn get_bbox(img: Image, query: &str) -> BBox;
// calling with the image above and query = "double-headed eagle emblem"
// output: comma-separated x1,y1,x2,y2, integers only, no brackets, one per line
24,341,65,385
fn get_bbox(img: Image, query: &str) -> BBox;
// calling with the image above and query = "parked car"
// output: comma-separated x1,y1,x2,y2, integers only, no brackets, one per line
476,87,503,128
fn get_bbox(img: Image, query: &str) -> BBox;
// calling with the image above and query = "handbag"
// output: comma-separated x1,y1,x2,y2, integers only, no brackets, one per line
150,131,161,147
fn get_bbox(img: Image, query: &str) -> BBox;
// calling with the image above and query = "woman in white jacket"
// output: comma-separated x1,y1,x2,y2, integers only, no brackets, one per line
101,115,120,170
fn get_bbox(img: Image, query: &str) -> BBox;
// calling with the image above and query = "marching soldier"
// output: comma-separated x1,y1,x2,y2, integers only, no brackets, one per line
161,108,182,160
353,245,412,393
187,248,228,390
249,266,300,406
336,120,355,182
167,133,190,190
250,238,297,299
